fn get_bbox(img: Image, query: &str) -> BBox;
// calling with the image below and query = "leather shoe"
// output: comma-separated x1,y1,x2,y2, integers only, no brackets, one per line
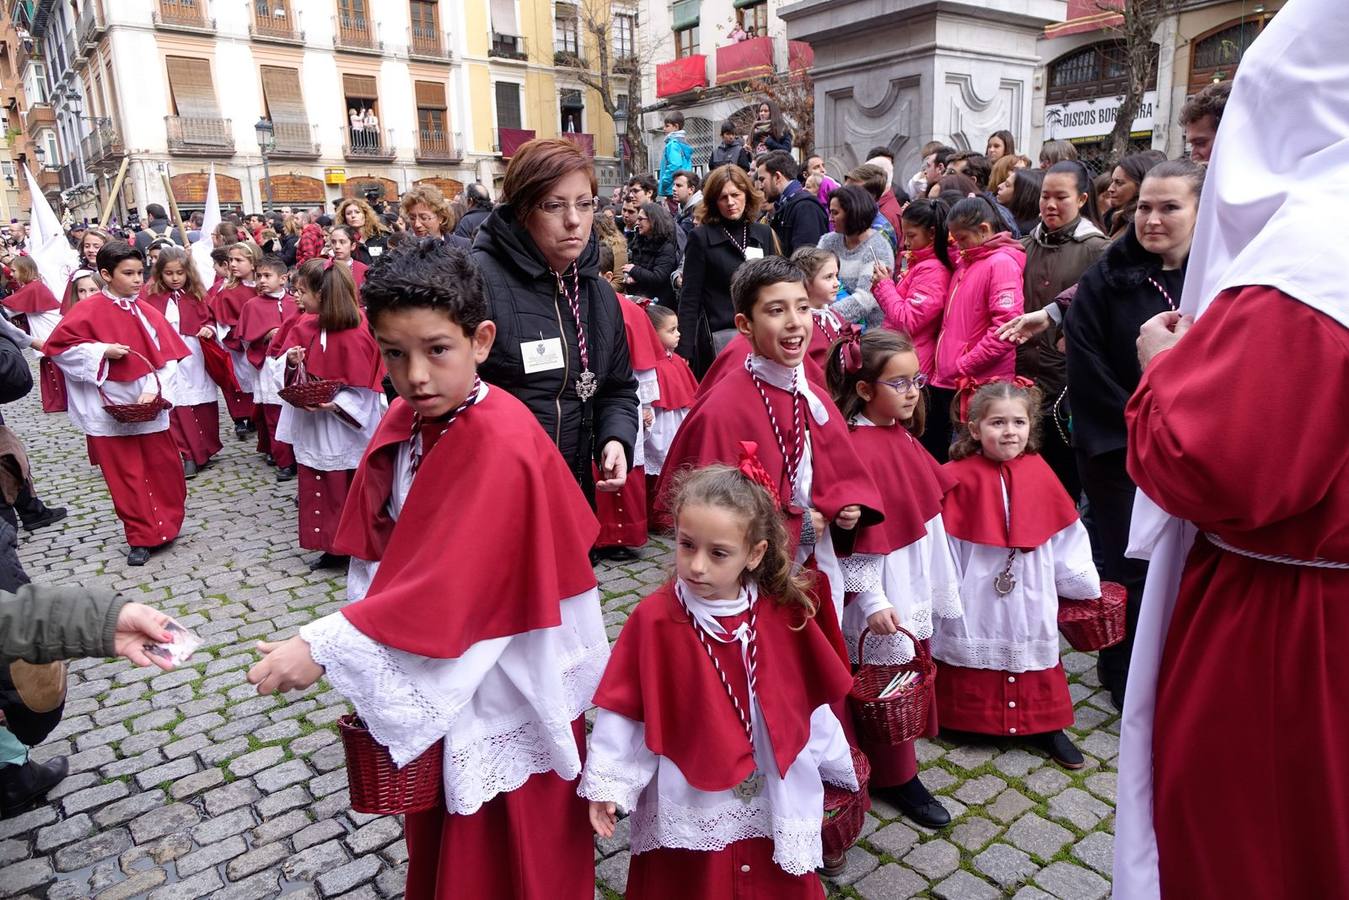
21,506,66,531
127,546,151,566
0,757,68,819
234,420,249,441
309,553,348,571
1031,730,1086,769
276,465,296,481
183,459,199,479
883,776,952,829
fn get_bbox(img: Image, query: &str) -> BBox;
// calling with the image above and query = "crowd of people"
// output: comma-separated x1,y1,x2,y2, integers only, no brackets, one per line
0,7,1346,893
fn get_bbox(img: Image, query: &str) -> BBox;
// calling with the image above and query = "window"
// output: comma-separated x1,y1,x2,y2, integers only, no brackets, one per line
736,1,767,37
490,0,518,36
1045,41,1148,105
409,0,437,41
495,81,521,130
554,2,579,55
338,0,368,27
415,80,448,141
44,131,59,163
675,27,698,58
165,56,221,118
616,93,629,117
259,65,311,150
342,73,381,149
613,12,635,59
1188,14,1276,92
24,63,47,104
560,87,582,132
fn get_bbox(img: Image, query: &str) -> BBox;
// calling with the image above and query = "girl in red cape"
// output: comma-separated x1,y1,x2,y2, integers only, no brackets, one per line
2,256,66,413
247,240,608,900
143,247,223,476
213,241,262,441
582,454,857,899
275,258,387,571
823,328,962,835
44,241,190,567
327,225,369,290
933,380,1099,768
238,255,299,478
641,304,697,482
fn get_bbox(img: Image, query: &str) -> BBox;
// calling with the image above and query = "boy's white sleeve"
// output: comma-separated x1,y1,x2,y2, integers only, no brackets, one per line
578,709,658,813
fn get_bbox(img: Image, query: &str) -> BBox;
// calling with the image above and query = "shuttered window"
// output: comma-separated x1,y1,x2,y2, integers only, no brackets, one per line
490,0,517,35
414,80,446,110
260,66,306,122
343,73,378,103
410,1,437,36
166,56,220,118
494,81,521,130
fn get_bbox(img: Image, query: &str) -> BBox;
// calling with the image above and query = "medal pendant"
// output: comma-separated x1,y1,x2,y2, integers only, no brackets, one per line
732,771,764,803
576,370,598,401
993,571,1016,596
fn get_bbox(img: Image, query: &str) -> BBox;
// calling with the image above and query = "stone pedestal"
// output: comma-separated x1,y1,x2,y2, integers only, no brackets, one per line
779,0,1066,183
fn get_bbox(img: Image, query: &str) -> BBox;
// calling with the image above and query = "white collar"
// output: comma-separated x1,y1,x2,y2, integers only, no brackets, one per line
101,288,138,311
746,354,830,426
810,306,842,328
675,578,755,637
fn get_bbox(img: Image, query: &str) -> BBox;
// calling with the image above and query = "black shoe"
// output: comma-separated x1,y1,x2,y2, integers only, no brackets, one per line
234,420,250,441
592,545,639,562
264,454,276,467
247,420,258,433
127,546,151,566
1109,683,1126,713
183,459,199,479
309,553,348,571
884,775,951,829
0,757,68,819
276,465,297,482
21,506,67,532
1031,730,1086,770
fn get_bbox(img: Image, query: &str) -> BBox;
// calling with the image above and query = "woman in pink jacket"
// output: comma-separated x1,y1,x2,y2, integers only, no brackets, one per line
873,198,955,377
923,196,1025,460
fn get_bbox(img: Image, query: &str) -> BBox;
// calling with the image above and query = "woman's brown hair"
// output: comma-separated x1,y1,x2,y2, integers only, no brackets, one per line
79,227,110,264
825,328,926,436
10,255,38,285
400,184,459,235
667,463,816,621
500,138,598,219
294,258,361,332
949,380,1043,461
697,164,763,229
335,197,391,241
223,241,262,289
149,247,207,299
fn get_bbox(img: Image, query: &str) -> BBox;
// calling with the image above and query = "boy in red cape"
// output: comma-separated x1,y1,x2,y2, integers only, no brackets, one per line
43,241,189,566
247,240,609,900
656,255,883,634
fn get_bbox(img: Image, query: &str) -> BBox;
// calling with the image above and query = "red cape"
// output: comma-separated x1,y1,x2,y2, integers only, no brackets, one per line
655,363,883,552
807,309,847,374
43,294,190,381
211,284,257,329
617,296,665,372
4,281,61,313
277,314,385,391
941,453,1078,549
696,334,827,399
849,424,955,554
335,388,600,658
652,351,698,411
142,289,215,336
237,294,299,368
592,578,852,790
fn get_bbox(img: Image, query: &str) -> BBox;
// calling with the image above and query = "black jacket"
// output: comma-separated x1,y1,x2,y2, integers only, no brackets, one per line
709,140,751,172
133,219,186,250
454,206,491,241
676,221,778,377
625,233,679,309
1064,228,1183,460
0,334,32,405
770,184,829,256
472,205,638,495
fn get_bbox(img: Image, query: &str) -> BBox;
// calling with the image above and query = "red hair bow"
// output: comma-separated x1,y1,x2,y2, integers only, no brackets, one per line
736,441,782,509
838,323,863,374
954,375,1036,420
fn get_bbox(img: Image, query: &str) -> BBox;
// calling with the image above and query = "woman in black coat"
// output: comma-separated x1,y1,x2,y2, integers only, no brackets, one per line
622,202,679,309
471,138,638,499
675,165,779,376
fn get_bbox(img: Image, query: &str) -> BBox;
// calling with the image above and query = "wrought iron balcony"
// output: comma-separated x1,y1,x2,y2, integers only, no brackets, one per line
415,130,462,163
408,25,450,60
153,0,214,33
343,125,395,162
334,13,382,54
268,121,320,159
165,115,235,156
250,4,303,45
80,119,123,168
490,32,527,61
77,1,107,52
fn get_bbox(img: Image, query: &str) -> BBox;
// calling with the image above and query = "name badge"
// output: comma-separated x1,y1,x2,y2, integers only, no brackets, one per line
744,247,764,260
368,246,383,257
521,337,565,373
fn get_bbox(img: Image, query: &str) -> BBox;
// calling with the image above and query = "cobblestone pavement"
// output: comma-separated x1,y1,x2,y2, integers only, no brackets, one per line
0,381,1118,900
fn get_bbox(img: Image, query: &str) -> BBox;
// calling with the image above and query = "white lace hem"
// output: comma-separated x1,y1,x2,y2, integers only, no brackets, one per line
930,634,1063,673
841,554,883,594
1057,568,1102,600
629,797,825,876
577,757,649,813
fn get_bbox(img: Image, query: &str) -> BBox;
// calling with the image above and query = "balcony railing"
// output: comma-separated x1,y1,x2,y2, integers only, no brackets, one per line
35,167,60,194
490,32,527,61
334,14,381,53
415,129,461,163
715,36,773,85
23,103,54,133
250,6,303,44
408,25,450,60
269,121,320,159
59,160,81,192
153,0,213,32
80,119,123,168
165,115,235,155
77,1,107,50
343,125,395,162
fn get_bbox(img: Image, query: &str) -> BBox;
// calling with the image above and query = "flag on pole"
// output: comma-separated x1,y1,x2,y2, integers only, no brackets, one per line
22,165,79,297
191,164,221,290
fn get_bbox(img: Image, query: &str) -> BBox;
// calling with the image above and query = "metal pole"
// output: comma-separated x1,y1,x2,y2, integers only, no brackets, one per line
260,150,275,217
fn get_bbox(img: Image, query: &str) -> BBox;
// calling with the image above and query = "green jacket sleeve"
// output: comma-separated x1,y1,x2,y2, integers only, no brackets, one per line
0,585,126,665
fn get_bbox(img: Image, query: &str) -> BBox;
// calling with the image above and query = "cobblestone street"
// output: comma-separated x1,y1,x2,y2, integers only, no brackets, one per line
0,381,1118,900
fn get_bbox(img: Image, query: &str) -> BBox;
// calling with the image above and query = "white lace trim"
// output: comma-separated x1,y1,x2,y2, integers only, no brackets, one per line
1057,568,1102,601
818,753,860,792
629,795,825,876
930,581,964,620
847,608,932,666
841,554,883,593
577,757,648,813
930,634,1063,673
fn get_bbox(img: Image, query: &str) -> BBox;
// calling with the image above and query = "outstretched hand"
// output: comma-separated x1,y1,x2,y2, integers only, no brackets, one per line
247,636,324,695
996,309,1053,344
112,602,174,669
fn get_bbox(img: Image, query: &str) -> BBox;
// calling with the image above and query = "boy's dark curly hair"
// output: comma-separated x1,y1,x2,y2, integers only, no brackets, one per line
361,237,487,336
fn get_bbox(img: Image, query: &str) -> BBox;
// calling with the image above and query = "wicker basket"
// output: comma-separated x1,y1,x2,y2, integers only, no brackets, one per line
99,350,173,423
338,714,443,815
849,626,935,746
822,747,871,859
278,360,342,408
1058,582,1127,652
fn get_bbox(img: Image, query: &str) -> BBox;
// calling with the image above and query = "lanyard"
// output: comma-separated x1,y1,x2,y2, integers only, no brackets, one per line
409,377,481,476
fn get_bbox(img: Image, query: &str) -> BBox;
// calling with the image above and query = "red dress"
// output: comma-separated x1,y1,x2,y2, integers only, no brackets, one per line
1126,287,1349,897
239,294,300,468
211,283,259,420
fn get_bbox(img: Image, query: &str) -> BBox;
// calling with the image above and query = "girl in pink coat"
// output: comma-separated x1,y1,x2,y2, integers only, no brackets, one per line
873,199,955,379
923,197,1025,460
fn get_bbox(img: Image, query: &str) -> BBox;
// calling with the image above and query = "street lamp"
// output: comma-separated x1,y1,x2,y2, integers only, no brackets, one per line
254,117,276,217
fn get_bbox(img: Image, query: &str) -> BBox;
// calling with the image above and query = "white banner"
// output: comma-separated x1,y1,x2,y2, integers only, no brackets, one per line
1046,91,1158,142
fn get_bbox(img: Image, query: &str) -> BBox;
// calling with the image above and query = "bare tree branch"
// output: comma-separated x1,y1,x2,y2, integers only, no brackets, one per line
1098,0,1176,163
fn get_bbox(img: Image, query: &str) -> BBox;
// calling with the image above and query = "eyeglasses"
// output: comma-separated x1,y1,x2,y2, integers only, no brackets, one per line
636,215,650,222
536,198,599,217
877,374,927,393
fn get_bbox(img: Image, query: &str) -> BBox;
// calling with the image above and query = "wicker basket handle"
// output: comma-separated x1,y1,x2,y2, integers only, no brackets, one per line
857,623,929,667
98,348,164,405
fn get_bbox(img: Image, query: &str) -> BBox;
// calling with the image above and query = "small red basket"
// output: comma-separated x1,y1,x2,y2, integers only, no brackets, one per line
99,350,173,423
849,626,935,746
1058,582,1127,652
338,714,443,815
278,360,342,408
822,747,871,859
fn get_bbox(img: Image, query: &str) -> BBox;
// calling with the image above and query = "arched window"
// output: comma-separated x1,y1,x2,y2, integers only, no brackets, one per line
1188,13,1278,93
1046,41,1152,105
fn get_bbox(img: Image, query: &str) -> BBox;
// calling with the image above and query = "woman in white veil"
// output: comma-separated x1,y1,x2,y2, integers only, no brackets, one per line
1115,0,1349,896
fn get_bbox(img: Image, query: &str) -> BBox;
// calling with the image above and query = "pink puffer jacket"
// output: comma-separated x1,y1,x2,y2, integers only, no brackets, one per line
931,232,1025,389
874,245,952,377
